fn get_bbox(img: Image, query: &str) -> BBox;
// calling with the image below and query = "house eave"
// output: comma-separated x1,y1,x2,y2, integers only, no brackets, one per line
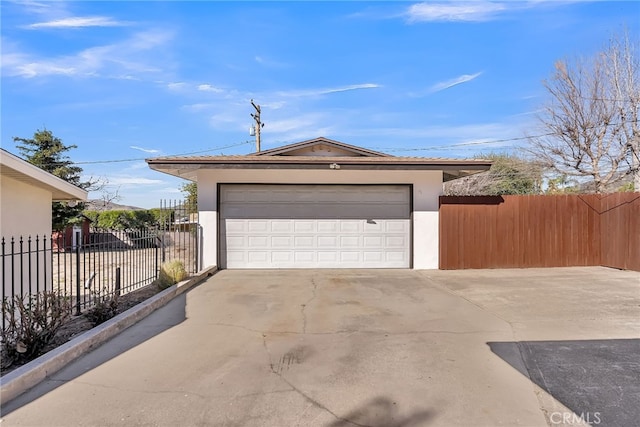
147,158,492,181
1,149,89,201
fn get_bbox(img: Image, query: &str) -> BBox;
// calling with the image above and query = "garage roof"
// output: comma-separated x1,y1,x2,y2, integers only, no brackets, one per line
146,137,492,182
1,149,88,201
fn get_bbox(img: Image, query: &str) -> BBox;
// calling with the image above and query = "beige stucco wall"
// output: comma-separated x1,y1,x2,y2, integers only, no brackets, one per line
1,175,52,239
1,175,54,297
197,168,443,270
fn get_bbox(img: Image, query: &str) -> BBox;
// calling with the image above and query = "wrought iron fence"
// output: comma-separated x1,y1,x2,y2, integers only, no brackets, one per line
1,199,200,330
156,199,200,275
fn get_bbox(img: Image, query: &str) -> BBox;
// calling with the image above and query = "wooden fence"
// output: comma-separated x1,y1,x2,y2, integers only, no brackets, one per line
439,193,640,271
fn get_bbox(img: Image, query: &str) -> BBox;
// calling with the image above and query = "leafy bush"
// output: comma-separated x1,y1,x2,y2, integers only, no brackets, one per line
1,291,72,369
157,260,188,290
84,209,162,230
148,208,174,227
85,287,119,326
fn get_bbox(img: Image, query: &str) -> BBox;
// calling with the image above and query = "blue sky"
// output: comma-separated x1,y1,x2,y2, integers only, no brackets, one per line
1,1,638,208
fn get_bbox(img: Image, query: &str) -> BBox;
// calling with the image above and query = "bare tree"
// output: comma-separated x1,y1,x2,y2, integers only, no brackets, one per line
444,153,543,196
98,184,122,211
528,31,639,193
607,32,640,190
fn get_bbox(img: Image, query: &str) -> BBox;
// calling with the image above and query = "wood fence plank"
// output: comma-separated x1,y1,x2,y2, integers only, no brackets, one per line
439,193,639,271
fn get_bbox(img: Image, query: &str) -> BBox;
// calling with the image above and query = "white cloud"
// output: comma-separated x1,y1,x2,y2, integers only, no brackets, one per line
2,29,173,79
130,146,160,154
182,103,216,112
346,121,524,143
277,83,381,98
107,177,166,186
9,0,68,17
254,55,289,68
430,72,482,93
25,16,130,29
197,84,224,93
167,82,186,91
209,111,241,128
406,2,507,22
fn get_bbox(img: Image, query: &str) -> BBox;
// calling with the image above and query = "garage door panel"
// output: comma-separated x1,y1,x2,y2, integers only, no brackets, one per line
386,251,406,261
227,236,245,248
247,236,269,248
318,236,338,247
220,184,410,268
386,221,408,232
339,221,360,232
317,221,339,233
341,252,360,262
318,252,338,262
294,252,315,262
226,220,246,233
340,236,360,247
226,251,246,263
386,236,406,247
248,221,269,232
363,236,383,247
294,236,314,247
271,236,292,247
363,252,384,262
294,221,315,233
248,252,269,262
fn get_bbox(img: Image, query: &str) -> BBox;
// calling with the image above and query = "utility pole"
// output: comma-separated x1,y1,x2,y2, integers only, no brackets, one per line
250,99,264,152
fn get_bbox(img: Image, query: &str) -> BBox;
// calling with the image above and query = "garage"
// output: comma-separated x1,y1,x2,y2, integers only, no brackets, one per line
146,137,492,269
219,184,411,268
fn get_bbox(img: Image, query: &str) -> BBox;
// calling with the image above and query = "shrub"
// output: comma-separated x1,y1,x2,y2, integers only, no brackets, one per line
85,287,119,326
1,291,72,369
157,260,188,290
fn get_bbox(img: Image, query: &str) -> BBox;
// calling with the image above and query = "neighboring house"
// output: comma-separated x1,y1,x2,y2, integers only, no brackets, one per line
147,137,491,269
1,149,87,296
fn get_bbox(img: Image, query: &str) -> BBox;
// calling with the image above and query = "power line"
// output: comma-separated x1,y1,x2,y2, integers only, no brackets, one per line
20,140,254,167
374,119,640,153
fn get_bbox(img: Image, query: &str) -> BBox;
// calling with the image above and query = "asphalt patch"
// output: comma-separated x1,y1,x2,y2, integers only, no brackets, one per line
489,339,640,427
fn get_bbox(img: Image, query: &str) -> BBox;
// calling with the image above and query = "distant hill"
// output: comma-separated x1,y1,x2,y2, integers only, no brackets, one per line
85,200,144,211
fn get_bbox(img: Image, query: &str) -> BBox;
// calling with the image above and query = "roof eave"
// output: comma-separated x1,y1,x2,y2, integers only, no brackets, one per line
147,160,491,181
1,150,89,201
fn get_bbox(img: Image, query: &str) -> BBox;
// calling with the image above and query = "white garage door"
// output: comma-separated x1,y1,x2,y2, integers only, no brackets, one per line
219,184,411,268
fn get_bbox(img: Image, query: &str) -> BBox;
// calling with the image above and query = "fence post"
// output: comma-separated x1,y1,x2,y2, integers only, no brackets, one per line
75,231,81,316
115,267,121,297
155,239,159,280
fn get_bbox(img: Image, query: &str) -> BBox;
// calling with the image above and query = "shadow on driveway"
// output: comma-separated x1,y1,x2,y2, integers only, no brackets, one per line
327,396,435,427
488,339,640,427
2,293,188,416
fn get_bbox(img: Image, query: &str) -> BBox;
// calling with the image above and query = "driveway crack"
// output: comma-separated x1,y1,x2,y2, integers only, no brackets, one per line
300,277,318,334
261,332,369,427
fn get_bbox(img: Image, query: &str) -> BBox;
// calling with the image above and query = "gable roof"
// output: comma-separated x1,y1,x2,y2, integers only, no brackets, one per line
147,137,492,182
254,137,390,157
0,149,88,201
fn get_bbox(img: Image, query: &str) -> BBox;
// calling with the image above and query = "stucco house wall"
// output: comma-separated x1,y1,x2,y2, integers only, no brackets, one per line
197,168,443,269
1,175,53,240
1,149,88,297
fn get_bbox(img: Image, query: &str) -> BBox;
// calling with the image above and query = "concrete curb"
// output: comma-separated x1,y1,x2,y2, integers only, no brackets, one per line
0,265,217,404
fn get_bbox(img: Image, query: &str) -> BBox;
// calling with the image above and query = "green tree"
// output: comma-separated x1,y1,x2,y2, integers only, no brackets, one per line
14,129,93,230
180,182,197,213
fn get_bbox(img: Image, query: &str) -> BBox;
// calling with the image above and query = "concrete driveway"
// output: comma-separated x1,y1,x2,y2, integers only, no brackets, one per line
1,267,639,426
